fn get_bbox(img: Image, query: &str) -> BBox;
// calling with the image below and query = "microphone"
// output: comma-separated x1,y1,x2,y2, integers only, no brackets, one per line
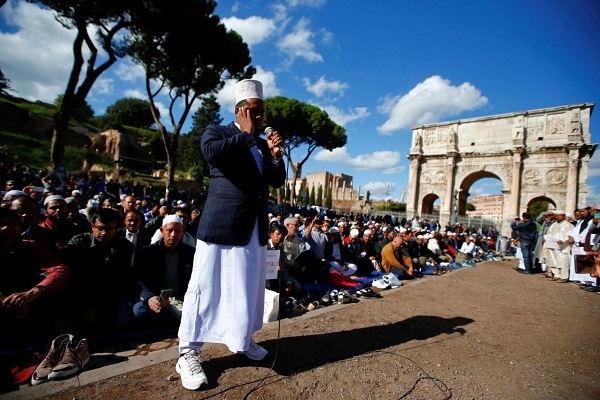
264,126,285,154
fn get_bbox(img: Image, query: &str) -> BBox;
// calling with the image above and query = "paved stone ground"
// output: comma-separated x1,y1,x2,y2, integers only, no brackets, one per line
5,258,600,400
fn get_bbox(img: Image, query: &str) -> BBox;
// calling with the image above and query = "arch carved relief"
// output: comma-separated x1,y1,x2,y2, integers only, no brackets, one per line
406,103,594,236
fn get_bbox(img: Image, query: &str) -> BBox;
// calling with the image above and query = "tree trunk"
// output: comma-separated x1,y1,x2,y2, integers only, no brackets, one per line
290,163,301,206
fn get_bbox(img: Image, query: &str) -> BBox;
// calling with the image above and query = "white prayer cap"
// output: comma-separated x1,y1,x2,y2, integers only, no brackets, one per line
71,190,82,196
162,214,184,227
554,210,565,215
364,229,372,235
350,228,359,238
400,227,407,233
329,227,340,233
120,194,127,200
235,79,263,104
44,195,65,206
64,197,78,205
270,217,278,223
294,213,301,218
87,199,99,209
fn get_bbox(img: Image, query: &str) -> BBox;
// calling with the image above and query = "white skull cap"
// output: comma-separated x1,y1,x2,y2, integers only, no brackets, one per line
162,214,184,227
235,79,263,104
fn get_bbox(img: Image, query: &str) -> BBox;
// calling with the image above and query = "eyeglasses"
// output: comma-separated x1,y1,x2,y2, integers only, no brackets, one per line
93,224,117,232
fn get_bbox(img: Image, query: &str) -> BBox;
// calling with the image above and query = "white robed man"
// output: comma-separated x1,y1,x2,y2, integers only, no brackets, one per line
544,210,572,282
176,79,286,390
567,205,596,285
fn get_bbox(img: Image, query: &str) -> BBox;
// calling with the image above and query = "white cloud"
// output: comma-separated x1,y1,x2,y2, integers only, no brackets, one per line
216,66,281,111
0,2,77,103
303,76,348,98
277,18,323,64
587,154,600,178
361,181,396,199
319,105,369,126
377,75,488,134
222,16,277,46
90,77,114,96
0,2,113,104
114,60,146,83
124,89,146,99
313,146,402,172
285,0,326,8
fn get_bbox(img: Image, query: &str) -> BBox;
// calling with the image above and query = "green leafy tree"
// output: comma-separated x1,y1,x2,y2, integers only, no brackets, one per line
102,97,158,130
190,94,222,135
529,201,549,220
0,66,13,95
264,96,347,206
466,202,476,212
309,185,315,206
317,184,323,207
180,94,223,182
325,186,332,209
128,0,254,197
366,191,371,202
54,94,94,123
27,0,138,169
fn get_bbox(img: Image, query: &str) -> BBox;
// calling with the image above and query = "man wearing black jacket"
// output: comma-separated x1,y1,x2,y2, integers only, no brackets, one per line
511,212,538,274
132,215,194,327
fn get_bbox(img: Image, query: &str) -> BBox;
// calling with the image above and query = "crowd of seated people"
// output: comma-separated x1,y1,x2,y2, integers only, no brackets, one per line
2,163,524,353
0,167,206,354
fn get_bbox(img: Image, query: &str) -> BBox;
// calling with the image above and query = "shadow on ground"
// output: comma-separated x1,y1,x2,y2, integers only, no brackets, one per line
200,314,474,390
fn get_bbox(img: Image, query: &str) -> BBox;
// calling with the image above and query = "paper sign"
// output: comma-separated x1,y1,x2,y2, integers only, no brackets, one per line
265,250,280,280
543,235,560,250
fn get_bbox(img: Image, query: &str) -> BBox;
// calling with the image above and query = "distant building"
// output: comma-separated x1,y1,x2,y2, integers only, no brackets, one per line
466,194,504,222
287,171,360,210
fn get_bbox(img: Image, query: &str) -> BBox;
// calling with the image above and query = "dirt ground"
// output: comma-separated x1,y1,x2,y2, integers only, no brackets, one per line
41,259,600,400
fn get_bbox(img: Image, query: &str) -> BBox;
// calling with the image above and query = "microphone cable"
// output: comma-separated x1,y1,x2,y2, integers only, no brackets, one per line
241,139,291,400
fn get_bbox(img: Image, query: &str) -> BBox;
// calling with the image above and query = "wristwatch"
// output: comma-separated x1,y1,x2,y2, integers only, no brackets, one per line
35,285,46,294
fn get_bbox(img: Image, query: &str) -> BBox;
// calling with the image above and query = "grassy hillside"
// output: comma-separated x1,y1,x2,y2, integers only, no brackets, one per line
0,95,114,172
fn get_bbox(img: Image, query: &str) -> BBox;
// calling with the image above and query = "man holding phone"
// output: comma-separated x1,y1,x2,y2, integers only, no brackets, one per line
132,215,194,326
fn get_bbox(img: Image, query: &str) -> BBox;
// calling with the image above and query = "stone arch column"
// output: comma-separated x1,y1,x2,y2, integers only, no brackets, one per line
406,154,421,217
566,146,580,213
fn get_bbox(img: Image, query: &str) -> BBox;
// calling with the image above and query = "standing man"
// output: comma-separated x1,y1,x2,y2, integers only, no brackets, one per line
545,210,572,282
176,80,286,390
511,212,538,274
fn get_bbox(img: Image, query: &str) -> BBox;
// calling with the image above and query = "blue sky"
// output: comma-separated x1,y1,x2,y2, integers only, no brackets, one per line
1,0,599,202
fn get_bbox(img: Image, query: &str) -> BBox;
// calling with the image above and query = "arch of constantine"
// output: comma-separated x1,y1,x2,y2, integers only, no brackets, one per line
405,103,596,235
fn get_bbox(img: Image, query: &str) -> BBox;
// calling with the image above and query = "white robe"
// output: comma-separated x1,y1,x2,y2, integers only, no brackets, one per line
545,220,572,276
178,218,266,352
569,219,595,284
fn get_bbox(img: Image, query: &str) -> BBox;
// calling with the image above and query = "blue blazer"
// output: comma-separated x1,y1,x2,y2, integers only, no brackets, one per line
197,122,286,246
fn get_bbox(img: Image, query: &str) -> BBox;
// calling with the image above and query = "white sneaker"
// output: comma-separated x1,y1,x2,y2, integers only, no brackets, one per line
372,278,390,290
239,340,268,361
176,350,208,390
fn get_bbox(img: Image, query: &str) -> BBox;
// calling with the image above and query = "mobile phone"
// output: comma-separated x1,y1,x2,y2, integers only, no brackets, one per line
159,289,172,305
595,212,600,219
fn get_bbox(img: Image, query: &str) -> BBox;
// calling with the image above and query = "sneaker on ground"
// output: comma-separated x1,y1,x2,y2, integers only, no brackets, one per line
48,338,90,380
372,279,390,290
239,340,268,361
176,350,208,390
31,334,73,385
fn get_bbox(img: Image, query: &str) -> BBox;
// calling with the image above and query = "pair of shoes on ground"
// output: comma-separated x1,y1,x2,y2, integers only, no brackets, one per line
177,340,268,390
31,334,90,385
337,289,359,304
554,278,569,283
355,287,382,298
